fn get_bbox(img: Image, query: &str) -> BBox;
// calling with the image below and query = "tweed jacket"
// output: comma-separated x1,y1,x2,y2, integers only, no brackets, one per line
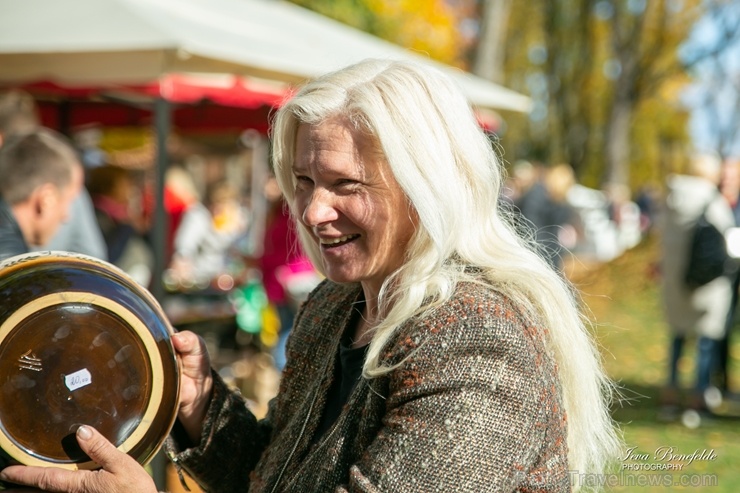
167,279,570,492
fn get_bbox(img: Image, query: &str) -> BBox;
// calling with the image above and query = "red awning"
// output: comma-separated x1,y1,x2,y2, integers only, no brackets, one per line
11,74,289,134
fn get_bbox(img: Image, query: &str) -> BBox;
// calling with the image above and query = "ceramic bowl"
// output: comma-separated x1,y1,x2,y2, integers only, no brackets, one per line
0,251,179,470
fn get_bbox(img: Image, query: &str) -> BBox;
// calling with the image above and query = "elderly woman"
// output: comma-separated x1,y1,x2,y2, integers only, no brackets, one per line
1,59,619,492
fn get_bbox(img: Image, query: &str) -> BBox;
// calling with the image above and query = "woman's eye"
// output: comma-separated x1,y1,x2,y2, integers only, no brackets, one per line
335,179,360,191
294,176,313,189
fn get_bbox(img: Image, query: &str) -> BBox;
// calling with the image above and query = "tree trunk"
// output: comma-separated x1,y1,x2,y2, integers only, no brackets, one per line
473,0,513,83
603,97,634,187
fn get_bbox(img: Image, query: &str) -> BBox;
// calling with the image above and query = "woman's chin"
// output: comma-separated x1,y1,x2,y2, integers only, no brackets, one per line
323,272,361,285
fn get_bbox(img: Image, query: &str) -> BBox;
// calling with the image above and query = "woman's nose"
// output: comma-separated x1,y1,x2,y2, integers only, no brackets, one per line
301,189,339,227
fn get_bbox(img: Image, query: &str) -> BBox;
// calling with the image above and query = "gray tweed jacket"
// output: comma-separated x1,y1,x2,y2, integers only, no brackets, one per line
167,279,570,492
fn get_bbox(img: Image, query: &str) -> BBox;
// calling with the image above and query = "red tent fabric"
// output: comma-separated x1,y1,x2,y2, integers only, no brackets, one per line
13,74,288,134
35,99,276,135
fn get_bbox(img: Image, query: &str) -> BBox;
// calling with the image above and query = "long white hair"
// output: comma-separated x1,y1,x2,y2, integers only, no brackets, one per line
271,58,620,480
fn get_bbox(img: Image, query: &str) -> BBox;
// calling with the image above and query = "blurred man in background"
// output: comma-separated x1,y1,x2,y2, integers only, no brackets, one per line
0,129,83,261
0,89,107,260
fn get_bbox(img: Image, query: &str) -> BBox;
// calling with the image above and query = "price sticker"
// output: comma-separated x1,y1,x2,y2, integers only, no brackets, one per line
65,368,92,391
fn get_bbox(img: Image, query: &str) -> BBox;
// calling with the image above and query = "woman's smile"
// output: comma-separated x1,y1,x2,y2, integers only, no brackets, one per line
319,234,361,247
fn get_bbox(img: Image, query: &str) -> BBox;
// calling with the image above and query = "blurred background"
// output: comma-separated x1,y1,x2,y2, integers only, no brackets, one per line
2,0,740,491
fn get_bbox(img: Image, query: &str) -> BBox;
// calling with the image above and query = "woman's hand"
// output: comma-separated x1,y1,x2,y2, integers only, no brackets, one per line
0,426,157,492
172,331,214,444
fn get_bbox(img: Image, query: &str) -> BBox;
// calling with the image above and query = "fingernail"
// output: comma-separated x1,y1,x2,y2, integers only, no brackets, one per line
77,425,92,440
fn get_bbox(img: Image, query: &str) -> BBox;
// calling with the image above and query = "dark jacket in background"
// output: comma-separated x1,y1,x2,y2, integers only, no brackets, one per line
515,181,575,270
0,198,28,262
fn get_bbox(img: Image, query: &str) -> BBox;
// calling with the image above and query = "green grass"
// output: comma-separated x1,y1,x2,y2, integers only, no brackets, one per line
569,235,740,492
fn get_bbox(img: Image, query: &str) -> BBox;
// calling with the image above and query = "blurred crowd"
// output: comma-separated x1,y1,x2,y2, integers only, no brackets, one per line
0,89,320,376
503,159,649,271
503,153,740,428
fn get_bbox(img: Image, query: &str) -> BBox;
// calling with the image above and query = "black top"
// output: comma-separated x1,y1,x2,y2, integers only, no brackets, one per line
311,304,368,445
0,198,29,262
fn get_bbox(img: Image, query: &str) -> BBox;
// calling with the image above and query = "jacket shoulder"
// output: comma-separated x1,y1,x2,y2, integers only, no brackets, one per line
383,281,551,369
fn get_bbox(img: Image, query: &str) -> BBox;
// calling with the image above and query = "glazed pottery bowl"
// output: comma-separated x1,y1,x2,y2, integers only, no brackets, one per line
0,251,179,470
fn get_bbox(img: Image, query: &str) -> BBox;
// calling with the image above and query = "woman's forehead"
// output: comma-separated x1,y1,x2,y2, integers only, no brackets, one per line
293,121,381,171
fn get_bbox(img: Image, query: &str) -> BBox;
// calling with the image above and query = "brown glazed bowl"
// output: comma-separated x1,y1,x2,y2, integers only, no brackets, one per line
0,251,180,470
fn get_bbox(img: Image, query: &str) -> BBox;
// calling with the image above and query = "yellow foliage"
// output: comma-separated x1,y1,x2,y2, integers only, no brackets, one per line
365,0,466,65
289,0,469,66
498,0,699,192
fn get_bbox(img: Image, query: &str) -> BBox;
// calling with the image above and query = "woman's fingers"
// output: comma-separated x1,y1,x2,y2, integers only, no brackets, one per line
74,426,129,474
171,330,200,356
172,331,213,444
172,330,213,403
0,427,156,493
172,331,211,375
1,464,70,492
172,330,206,358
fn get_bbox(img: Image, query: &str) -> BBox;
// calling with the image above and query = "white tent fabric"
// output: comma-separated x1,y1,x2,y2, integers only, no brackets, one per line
0,0,531,112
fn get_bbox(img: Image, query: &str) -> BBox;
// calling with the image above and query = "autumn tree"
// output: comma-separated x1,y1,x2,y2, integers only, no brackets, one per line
287,0,471,67
479,0,740,189
485,1,609,183
600,0,706,186
684,2,740,159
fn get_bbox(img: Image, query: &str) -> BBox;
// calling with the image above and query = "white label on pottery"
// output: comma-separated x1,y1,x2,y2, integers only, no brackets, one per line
65,368,92,391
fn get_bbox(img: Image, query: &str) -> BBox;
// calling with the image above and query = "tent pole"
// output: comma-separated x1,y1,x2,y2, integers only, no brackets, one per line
152,97,170,302
150,97,170,490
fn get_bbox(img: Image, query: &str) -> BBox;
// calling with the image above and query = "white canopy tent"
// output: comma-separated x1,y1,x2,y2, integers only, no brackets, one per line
0,0,531,112
1,0,532,310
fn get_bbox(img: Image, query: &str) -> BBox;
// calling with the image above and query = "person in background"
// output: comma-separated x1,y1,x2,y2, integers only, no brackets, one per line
0,129,83,261
717,157,740,400
502,159,537,205
38,188,108,260
515,162,579,270
634,182,660,235
259,174,317,371
169,179,247,288
162,165,203,266
87,164,153,286
0,90,37,145
0,89,107,260
1,59,620,493
659,152,736,421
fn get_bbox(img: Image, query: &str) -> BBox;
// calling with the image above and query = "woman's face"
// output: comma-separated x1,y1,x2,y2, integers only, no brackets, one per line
292,119,416,298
